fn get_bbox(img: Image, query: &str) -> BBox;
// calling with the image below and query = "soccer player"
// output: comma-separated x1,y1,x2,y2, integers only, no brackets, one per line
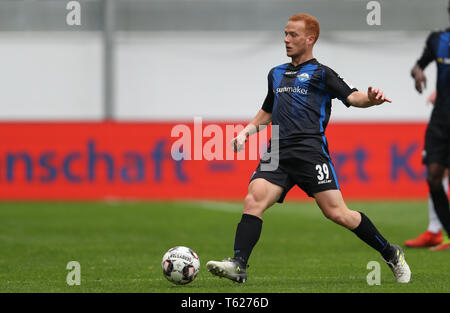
410,1,450,250
206,14,411,283
404,90,448,248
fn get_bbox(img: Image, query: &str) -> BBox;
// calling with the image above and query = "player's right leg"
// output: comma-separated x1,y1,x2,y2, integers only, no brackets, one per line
206,178,284,283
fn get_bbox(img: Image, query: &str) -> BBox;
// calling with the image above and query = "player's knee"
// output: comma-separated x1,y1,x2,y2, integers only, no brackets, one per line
243,192,266,216
243,193,259,214
427,172,444,190
323,209,346,225
321,205,354,227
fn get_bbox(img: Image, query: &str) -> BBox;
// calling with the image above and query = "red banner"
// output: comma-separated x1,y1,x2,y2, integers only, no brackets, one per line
0,121,428,201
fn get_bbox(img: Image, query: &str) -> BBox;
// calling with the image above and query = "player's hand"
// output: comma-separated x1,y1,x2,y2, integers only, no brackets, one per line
426,90,436,106
411,66,427,93
367,86,392,105
231,133,248,152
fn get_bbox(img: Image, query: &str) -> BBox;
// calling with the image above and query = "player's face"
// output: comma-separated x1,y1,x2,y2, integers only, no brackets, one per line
284,21,314,59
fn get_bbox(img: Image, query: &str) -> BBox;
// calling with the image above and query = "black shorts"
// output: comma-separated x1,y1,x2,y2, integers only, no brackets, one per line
423,107,450,167
249,137,340,202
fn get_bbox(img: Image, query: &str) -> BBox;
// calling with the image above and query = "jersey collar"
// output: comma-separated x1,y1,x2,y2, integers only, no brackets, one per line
289,58,317,69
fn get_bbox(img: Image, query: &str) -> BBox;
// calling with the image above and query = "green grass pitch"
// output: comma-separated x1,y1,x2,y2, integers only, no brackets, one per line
0,200,449,293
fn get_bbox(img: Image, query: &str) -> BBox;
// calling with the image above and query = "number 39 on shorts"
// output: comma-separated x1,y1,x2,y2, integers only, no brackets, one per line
315,163,329,181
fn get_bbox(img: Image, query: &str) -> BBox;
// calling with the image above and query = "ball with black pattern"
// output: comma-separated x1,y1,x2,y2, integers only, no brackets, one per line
161,246,200,285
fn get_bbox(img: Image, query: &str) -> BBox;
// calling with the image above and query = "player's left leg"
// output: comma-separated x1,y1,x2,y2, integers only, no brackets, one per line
428,166,450,251
426,163,450,251
314,189,411,283
313,189,361,229
404,175,447,247
427,172,447,234
404,191,444,247
422,111,450,250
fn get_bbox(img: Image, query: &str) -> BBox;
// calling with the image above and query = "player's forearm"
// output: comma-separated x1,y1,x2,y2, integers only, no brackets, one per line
241,110,272,138
347,87,391,108
411,64,423,79
410,64,427,93
347,91,375,108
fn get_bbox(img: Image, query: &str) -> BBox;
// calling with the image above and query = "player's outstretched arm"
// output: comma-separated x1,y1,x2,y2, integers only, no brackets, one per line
231,109,272,152
346,86,392,108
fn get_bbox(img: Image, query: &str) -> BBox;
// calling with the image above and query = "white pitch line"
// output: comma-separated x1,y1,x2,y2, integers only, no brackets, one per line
195,201,243,213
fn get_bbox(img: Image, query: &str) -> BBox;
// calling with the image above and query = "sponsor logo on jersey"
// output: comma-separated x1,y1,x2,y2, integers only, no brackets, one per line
284,71,298,76
275,86,308,95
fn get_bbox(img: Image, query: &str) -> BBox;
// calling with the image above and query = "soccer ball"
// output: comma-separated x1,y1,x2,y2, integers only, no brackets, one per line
161,246,200,285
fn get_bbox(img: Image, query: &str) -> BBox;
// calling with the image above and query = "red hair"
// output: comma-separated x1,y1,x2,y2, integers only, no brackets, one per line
288,14,320,44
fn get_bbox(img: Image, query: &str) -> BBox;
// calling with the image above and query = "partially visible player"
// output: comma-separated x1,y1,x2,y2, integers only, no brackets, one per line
410,1,450,251
404,92,449,247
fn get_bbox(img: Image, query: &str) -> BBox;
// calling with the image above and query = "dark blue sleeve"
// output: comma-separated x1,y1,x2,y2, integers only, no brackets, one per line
417,32,437,70
324,67,358,107
261,69,274,113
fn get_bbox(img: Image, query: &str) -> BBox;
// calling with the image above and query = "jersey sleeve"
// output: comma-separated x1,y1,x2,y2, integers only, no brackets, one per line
417,32,437,70
324,67,358,107
261,69,274,113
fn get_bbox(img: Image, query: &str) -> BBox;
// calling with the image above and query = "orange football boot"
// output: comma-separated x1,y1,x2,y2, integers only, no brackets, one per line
404,230,443,247
429,237,450,251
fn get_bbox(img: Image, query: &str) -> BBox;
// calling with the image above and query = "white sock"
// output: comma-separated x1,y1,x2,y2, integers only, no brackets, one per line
427,176,448,233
